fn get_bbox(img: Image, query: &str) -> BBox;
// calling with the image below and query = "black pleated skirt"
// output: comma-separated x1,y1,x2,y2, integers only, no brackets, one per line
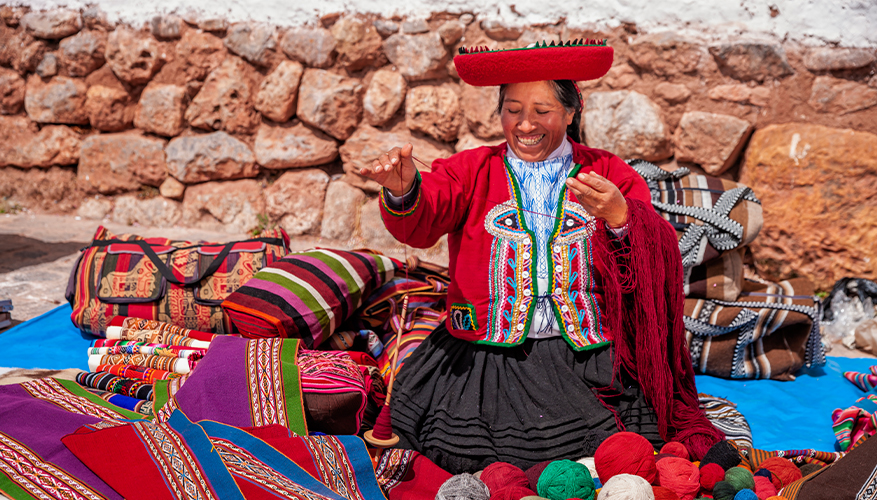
390,324,663,474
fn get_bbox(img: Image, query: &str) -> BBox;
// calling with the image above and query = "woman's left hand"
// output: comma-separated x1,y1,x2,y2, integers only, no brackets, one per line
566,171,629,228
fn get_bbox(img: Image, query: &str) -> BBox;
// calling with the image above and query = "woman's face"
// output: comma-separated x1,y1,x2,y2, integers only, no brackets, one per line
500,81,574,163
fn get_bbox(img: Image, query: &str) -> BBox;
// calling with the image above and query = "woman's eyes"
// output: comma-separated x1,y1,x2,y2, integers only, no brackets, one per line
505,108,551,115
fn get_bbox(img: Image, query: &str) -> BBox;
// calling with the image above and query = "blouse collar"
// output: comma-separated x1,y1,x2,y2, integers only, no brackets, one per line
505,136,573,163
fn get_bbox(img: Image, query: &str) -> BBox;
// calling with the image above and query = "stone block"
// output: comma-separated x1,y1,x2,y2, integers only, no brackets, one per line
254,60,303,123
165,131,258,184
254,122,338,169
320,180,365,240
264,169,330,236
105,27,165,85
741,124,877,289
363,69,407,126
808,75,877,115
279,27,336,68
24,75,88,124
85,85,132,132
0,115,81,168
185,57,260,135
674,111,753,175
296,69,363,141
383,32,448,81
405,84,462,142
78,133,167,194
330,16,383,71
0,68,25,114
628,32,703,76
59,30,106,77
584,90,672,162
111,194,183,227
182,179,265,234
223,22,276,67
21,9,81,39
134,83,187,137
461,85,502,139
709,42,793,82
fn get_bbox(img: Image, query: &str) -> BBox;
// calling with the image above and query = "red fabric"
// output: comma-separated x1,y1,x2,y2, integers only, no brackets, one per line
454,44,613,86
382,450,452,500
380,142,723,458
62,426,178,500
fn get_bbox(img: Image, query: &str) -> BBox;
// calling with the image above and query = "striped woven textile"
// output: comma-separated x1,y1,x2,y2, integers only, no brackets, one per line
94,363,181,383
76,371,154,401
222,249,397,348
698,393,753,449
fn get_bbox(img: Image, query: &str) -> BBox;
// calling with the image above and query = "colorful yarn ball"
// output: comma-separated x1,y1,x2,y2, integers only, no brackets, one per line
490,485,538,500
655,457,700,500
724,467,755,492
652,486,680,500
594,432,658,484
525,461,552,491
660,442,690,461
752,476,777,499
753,469,781,490
699,462,725,491
482,462,530,492
733,490,757,500
437,473,491,500
699,441,741,472
537,460,595,500
712,481,737,500
596,474,655,500
758,457,802,487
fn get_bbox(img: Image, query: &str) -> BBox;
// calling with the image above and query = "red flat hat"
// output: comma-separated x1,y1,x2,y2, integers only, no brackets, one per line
454,39,613,87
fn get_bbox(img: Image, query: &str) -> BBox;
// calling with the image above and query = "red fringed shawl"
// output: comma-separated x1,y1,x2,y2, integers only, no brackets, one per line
593,198,724,459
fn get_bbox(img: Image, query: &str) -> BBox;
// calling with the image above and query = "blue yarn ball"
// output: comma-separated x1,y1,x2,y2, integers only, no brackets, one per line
733,489,758,500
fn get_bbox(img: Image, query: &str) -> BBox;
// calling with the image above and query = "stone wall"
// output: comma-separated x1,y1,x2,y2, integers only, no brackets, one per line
1,6,875,289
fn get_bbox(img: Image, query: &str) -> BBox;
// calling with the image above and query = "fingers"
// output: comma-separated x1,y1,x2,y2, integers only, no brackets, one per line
575,171,611,193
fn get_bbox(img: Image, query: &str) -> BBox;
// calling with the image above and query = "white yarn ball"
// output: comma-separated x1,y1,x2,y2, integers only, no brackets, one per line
597,473,655,500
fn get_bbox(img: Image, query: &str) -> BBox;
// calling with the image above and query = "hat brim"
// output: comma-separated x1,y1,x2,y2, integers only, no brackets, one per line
454,44,614,87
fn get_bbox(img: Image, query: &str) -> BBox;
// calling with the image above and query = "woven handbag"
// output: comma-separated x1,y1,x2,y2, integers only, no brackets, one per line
684,277,826,381
66,226,289,336
628,159,763,299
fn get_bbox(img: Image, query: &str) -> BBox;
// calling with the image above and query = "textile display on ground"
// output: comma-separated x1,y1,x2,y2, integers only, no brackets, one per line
1,303,873,453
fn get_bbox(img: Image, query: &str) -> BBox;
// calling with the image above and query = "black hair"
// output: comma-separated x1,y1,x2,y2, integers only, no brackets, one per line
496,80,583,143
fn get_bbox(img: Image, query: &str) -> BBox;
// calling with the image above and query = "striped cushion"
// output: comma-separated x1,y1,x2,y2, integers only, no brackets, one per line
221,249,397,348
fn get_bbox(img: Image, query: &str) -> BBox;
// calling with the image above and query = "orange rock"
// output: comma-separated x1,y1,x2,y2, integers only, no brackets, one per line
84,84,132,132
405,84,462,142
0,115,81,168
24,75,88,124
330,16,384,71
809,76,877,115
254,60,303,123
460,85,502,139
628,32,703,76
0,67,25,114
78,133,167,194
363,69,407,127
674,111,753,175
185,57,260,135
59,30,106,77
264,169,330,235
181,179,265,234
134,83,187,137
296,68,363,141
105,27,165,86
254,121,338,170
741,124,877,289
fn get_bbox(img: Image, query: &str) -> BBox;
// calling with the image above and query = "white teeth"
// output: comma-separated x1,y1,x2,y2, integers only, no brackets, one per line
517,135,544,146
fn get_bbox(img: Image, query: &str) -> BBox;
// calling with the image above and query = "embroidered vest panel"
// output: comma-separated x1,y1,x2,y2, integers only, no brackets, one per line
480,165,607,349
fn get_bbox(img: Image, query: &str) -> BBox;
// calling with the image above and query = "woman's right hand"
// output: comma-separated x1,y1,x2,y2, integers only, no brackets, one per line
359,143,419,197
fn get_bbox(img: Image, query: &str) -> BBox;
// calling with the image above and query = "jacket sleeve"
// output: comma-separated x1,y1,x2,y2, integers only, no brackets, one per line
379,147,489,249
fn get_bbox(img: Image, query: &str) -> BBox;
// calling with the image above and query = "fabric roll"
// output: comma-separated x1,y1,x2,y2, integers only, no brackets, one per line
105,327,211,348
391,326,662,473
83,388,153,416
87,344,207,359
107,316,217,341
93,364,181,383
88,354,193,374
75,371,154,400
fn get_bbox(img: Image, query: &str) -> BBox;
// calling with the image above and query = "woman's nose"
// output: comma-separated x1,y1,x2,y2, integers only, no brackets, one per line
517,114,537,132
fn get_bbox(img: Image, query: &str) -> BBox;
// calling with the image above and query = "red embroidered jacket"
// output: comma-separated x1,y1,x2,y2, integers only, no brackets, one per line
379,142,651,350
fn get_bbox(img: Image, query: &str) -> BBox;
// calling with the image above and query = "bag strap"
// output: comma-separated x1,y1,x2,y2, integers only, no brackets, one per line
89,237,285,287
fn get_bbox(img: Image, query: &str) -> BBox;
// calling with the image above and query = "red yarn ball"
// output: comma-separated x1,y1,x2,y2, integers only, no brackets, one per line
655,457,700,500
481,462,530,492
489,485,537,500
753,475,778,500
660,442,691,461
758,457,802,488
699,462,725,491
652,486,681,500
594,432,658,484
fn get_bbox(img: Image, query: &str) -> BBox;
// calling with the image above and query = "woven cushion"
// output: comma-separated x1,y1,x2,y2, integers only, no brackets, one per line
221,249,397,348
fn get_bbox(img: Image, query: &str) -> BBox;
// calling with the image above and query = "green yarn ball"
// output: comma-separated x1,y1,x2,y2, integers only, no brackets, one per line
712,481,738,500
536,460,595,500
725,467,756,491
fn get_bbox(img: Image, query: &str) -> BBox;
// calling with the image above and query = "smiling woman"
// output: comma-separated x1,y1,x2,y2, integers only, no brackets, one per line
357,40,724,473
